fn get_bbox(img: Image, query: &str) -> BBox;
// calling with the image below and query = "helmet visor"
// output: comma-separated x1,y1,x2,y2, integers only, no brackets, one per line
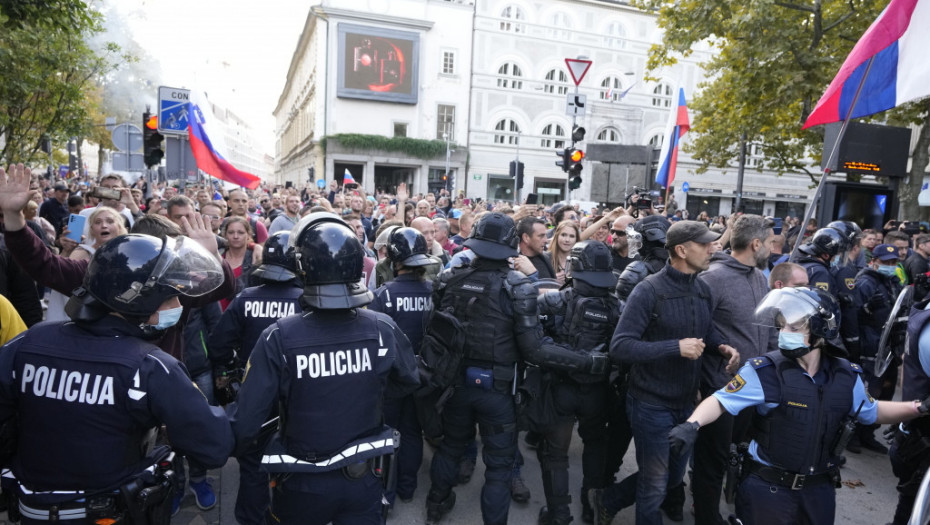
150,236,224,297
754,288,819,331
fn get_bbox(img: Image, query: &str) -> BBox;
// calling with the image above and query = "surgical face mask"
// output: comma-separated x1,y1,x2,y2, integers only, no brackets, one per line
153,305,183,330
830,256,840,268
876,264,897,277
778,331,807,351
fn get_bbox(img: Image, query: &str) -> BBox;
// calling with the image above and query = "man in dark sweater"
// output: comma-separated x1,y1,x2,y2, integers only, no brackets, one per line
517,216,556,279
595,220,739,525
692,215,775,525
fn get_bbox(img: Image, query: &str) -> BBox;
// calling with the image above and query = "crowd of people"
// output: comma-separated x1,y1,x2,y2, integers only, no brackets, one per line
1,163,930,525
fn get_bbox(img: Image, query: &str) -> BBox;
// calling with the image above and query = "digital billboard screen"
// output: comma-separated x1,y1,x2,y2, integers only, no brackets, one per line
337,24,419,104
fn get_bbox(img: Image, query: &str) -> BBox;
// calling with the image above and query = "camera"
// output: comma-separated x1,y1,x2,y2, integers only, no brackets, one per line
626,188,655,210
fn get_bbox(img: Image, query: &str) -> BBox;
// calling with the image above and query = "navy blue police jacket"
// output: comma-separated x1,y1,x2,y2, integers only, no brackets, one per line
0,317,234,491
210,281,303,365
369,273,433,353
230,307,420,461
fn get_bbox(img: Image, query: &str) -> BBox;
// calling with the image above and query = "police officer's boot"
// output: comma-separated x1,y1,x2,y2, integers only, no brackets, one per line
539,505,574,525
580,486,594,524
660,482,685,522
425,491,456,525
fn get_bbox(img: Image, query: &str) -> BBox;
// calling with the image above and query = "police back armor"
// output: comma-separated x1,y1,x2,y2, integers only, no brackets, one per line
210,283,303,365
540,287,618,383
856,268,902,359
750,352,859,475
370,275,433,353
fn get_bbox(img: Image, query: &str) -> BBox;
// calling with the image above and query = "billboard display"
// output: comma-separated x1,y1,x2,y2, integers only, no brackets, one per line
337,24,419,104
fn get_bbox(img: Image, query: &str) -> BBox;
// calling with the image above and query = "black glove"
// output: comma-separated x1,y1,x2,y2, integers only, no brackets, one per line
669,421,700,456
919,397,930,415
589,353,609,375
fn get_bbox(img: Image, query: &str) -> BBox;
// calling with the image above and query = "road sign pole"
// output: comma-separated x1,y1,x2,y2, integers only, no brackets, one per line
566,84,580,203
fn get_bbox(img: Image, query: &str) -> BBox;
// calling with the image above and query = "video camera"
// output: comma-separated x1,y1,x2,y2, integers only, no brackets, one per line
626,188,658,210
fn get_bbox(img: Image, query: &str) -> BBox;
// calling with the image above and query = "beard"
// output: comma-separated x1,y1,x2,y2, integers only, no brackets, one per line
754,249,770,270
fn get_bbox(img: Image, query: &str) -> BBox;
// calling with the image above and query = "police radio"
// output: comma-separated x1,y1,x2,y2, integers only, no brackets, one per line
832,400,865,458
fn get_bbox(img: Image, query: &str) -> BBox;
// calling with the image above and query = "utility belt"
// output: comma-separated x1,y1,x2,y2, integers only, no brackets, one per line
261,425,399,475
743,459,840,490
12,447,178,524
461,362,519,395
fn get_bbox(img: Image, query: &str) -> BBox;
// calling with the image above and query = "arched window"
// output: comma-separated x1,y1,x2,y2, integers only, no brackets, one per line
540,123,566,149
494,119,521,145
500,5,526,33
648,134,664,149
599,77,623,101
544,69,569,95
549,11,571,39
605,21,627,49
596,127,621,143
652,83,673,107
497,63,523,90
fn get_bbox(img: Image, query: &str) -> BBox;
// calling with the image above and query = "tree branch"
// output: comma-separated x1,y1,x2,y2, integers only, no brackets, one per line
823,1,857,33
774,2,816,13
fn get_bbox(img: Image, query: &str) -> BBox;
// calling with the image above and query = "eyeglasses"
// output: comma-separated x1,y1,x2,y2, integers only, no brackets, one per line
610,230,627,236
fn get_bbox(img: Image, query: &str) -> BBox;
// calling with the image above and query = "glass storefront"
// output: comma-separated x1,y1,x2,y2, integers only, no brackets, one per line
534,179,565,206
774,201,806,221
686,195,721,219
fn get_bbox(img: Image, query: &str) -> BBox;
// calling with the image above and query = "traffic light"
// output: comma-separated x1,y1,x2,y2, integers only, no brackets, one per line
567,148,584,174
142,111,164,168
556,148,570,172
571,125,586,143
569,175,582,190
508,161,525,189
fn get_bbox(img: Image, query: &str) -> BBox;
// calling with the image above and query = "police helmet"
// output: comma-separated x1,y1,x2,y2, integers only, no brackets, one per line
826,220,862,246
755,287,839,358
387,227,432,267
251,231,297,283
464,212,519,261
798,227,847,258
66,234,224,322
634,215,671,244
289,212,373,309
566,240,618,289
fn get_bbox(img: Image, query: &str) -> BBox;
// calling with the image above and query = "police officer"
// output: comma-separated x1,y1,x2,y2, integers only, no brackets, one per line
668,287,929,525
230,212,420,525
369,227,434,505
615,215,671,307
536,240,619,525
209,231,303,524
424,212,608,525
0,233,233,524
791,227,847,296
889,295,930,524
827,221,863,365
846,243,904,453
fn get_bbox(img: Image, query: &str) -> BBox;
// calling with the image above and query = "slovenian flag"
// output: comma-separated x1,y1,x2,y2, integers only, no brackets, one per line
344,169,357,185
188,92,261,189
655,88,690,189
803,0,930,129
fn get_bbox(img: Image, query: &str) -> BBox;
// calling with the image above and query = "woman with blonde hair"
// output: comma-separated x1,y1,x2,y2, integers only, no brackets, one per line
548,221,581,285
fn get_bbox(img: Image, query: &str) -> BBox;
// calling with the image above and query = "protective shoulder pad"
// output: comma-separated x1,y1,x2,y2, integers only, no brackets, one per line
540,289,566,314
847,361,863,374
506,270,536,300
616,261,649,299
748,355,774,370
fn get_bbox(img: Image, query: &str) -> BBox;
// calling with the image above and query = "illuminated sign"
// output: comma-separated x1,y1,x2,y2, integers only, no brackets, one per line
337,24,419,104
843,161,881,173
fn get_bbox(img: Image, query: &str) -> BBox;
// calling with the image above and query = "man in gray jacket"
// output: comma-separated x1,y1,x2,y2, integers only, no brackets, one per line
693,214,776,525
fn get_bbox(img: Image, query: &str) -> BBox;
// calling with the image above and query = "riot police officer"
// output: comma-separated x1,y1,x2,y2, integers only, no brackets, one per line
208,231,303,524
791,227,847,296
423,212,608,525
536,240,619,525
615,215,671,306
0,233,233,524
369,227,434,505
230,212,420,525
667,287,928,525
827,221,863,364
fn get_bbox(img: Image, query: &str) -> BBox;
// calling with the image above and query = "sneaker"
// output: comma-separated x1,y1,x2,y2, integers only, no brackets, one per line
511,474,531,503
171,492,182,517
587,489,616,525
660,484,684,522
860,432,889,454
189,479,217,510
457,457,477,485
425,491,456,525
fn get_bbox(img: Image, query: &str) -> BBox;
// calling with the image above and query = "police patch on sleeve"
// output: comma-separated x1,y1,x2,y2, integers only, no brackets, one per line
845,278,855,290
725,374,746,393
815,282,829,291
861,380,874,403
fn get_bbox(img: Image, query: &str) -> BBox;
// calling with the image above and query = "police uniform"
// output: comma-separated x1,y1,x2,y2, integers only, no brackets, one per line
230,213,420,525
795,254,836,295
713,351,877,524
852,264,903,399
424,213,606,525
536,248,618,525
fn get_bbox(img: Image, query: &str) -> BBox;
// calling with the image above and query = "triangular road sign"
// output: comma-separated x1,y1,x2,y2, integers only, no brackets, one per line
565,58,592,86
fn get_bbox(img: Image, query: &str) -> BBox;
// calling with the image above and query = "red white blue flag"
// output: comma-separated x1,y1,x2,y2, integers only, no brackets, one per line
803,0,930,129
188,92,261,189
655,88,690,189
344,169,357,185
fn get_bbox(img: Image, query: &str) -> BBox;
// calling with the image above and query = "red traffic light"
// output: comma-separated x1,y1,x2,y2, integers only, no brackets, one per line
145,115,158,130
569,149,584,162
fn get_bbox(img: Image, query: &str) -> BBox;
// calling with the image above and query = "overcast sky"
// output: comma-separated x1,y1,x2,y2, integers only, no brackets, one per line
113,0,308,155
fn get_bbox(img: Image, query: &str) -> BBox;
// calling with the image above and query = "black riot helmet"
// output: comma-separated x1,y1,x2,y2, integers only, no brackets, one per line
566,240,618,289
826,220,862,246
251,231,297,283
634,215,671,245
289,212,373,309
387,227,432,267
464,212,519,261
755,286,840,359
66,234,224,322
799,227,847,259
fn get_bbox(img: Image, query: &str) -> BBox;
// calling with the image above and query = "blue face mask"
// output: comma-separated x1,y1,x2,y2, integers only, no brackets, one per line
778,331,807,351
153,306,183,330
876,264,897,277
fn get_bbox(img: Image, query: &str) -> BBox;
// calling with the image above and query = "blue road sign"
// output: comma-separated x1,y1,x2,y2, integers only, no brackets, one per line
682,181,689,193
158,86,191,135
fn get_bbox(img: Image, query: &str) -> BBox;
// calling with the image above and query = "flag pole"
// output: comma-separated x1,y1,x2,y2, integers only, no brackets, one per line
789,56,875,260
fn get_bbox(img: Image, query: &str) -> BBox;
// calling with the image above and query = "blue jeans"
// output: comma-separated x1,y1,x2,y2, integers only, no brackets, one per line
628,395,693,525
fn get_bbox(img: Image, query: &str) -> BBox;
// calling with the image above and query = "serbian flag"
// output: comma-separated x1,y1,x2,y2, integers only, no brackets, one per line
803,0,930,129
188,92,261,189
655,88,690,189
343,169,357,185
